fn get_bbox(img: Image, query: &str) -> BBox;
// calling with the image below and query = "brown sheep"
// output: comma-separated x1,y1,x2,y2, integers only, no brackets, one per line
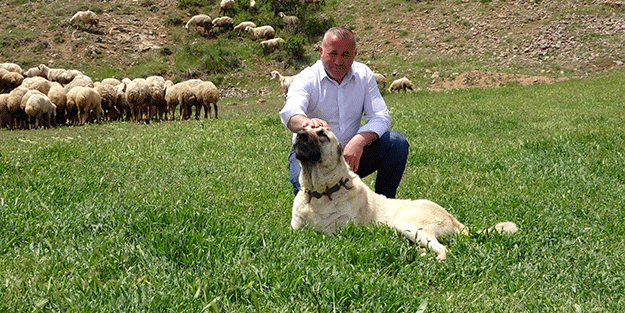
388,77,415,93
70,10,99,29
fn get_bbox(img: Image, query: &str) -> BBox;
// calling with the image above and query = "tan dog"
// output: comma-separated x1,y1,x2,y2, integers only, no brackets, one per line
290,126,518,261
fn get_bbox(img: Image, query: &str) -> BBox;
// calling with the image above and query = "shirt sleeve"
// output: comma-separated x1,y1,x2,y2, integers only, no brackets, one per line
358,66,391,137
279,70,312,128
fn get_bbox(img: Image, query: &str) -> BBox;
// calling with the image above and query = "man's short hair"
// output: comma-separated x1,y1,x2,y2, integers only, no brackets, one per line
323,27,356,46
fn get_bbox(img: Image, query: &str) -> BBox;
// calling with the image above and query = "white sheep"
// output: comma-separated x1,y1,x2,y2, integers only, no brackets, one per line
94,82,119,122
38,64,74,85
191,81,219,119
66,86,102,125
278,12,299,28
21,76,52,95
122,78,152,123
373,73,386,90
212,16,234,29
164,80,200,121
245,25,275,40
0,63,23,74
0,94,9,128
185,14,212,34
6,86,29,129
70,10,99,29
146,75,168,121
101,78,122,87
23,66,44,78
115,81,130,121
260,37,285,50
388,77,415,93
219,0,235,16
0,68,24,92
22,90,56,128
270,70,295,95
249,0,256,11
47,82,67,125
233,21,256,32
64,75,94,93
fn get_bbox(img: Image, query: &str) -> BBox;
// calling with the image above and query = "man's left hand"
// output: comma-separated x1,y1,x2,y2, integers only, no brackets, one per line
344,132,378,172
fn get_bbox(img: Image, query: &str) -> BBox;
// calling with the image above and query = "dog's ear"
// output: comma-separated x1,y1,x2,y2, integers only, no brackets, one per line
336,143,343,160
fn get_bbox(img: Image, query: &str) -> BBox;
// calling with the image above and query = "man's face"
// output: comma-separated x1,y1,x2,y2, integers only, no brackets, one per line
320,35,357,83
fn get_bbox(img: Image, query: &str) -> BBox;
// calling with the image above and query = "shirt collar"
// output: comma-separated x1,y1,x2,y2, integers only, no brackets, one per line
317,60,355,86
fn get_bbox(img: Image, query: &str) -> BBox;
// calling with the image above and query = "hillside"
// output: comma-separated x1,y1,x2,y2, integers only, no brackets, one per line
1,0,624,94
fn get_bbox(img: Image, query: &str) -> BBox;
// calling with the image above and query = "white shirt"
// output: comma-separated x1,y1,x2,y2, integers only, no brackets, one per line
279,60,391,147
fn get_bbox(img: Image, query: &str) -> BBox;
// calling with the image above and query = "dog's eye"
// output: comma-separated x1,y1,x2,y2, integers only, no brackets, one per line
316,129,329,141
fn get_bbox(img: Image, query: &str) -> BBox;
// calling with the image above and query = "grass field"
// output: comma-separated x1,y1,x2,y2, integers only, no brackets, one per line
1,69,625,312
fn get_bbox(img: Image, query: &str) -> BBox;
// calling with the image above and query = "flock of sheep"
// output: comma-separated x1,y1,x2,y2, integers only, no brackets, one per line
0,62,219,130
0,1,418,130
184,0,299,51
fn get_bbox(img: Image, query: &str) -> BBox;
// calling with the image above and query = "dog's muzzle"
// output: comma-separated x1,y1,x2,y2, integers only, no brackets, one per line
293,130,321,163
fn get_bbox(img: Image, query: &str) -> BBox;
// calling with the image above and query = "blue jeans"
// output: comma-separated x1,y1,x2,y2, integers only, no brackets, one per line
289,131,409,198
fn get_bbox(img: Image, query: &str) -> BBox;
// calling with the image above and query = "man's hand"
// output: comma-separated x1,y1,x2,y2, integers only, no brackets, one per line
302,118,330,130
343,132,378,172
287,115,330,133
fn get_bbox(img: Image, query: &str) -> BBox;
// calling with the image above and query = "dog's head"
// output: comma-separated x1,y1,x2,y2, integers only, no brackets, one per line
293,126,343,166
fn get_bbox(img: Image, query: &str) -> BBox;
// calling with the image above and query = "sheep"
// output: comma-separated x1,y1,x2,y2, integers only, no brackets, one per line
0,63,23,74
38,64,74,85
260,37,285,50
21,76,52,95
66,86,102,125
64,75,93,93
212,16,234,29
388,77,415,93
146,75,167,121
185,14,212,34
191,81,219,119
249,0,256,11
94,82,119,122
0,94,9,128
21,90,56,128
373,73,386,90
164,80,199,121
245,25,275,40
163,80,177,120
47,82,67,125
270,70,295,95
0,68,24,92
115,81,130,121
278,12,299,28
6,87,29,129
122,78,152,123
23,66,45,78
233,21,256,32
101,78,122,87
66,70,83,82
70,10,98,29
219,0,235,16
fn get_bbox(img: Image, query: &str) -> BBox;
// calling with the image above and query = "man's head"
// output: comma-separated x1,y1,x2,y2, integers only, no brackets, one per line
320,27,357,84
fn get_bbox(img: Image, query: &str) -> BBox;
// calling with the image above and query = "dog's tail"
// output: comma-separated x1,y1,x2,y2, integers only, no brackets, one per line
477,221,518,234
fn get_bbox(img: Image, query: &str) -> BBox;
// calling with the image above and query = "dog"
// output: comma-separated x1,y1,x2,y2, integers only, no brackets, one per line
290,126,518,261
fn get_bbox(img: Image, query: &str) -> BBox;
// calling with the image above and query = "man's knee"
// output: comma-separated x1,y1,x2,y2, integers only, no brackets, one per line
386,131,410,158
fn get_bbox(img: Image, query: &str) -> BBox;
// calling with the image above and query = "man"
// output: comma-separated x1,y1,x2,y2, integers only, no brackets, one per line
279,27,409,198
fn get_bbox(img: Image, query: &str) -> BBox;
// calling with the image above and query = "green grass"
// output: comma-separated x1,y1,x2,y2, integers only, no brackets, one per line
1,69,625,311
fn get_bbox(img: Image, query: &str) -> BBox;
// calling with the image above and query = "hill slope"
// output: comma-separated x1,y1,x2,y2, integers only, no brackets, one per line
1,0,624,93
